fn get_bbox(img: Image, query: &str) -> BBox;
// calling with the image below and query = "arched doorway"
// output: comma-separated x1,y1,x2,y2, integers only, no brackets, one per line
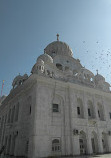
79,131,87,155
91,131,98,154
52,138,61,156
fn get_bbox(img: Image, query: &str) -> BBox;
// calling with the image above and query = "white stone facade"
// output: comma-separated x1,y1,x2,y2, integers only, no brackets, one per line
0,37,111,158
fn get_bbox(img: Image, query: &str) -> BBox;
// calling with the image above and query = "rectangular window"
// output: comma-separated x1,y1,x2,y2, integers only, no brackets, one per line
88,108,91,116
109,112,111,119
30,106,31,115
98,110,100,118
77,107,80,115
52,104,59,112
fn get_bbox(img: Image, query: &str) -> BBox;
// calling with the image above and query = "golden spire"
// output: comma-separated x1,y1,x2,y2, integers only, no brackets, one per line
56,34,59,41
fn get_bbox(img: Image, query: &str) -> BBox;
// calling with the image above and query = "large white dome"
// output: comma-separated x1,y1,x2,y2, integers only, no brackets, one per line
44,41,73,57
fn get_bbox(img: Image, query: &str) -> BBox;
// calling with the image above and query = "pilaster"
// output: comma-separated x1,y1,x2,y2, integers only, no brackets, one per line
72,135,80,155
97,131,103,153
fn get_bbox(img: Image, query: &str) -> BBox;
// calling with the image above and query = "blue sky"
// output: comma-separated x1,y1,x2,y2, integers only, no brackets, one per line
1,0,111,95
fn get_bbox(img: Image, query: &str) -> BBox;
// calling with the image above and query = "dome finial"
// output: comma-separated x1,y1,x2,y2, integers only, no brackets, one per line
96,69,98,75
56,34,59,41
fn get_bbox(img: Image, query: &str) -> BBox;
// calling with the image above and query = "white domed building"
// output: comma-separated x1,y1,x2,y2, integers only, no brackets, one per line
0,35,111,158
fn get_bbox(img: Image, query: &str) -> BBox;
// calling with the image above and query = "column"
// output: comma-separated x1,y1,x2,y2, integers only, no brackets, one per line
10,134,16,156
72,135,80,155
9,134,13,155
6,135,11,155
97,131,103,153
107,135,111,152
4,136,8,155
5,136,9,155
87,132,92,154
101,98,107,121
14,134,20,156
93,95,98,120
83,93,88,119
68,87,74,155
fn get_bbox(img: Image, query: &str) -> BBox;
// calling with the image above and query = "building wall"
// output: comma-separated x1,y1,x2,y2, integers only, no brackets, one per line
0,75,111,158
0,77,37,157
32,76,111,158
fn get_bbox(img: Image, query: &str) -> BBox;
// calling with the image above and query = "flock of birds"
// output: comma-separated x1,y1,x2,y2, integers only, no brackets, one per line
76,40,111,85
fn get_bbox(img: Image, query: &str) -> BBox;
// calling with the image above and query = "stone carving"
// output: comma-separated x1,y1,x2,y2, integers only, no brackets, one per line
12,74,28,89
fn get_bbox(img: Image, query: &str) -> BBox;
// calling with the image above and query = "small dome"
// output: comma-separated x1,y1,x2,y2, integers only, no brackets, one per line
81,68,94,76
37,54,53,64
13,74,21,81
44,41,73,57
95,74,105,81
36,59,44,65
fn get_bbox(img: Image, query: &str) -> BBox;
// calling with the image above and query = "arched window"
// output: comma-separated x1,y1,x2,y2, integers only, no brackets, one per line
77,98,84,118
56,63,63,71
52,139,60,152
87,100,94,119
97,102,104,121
